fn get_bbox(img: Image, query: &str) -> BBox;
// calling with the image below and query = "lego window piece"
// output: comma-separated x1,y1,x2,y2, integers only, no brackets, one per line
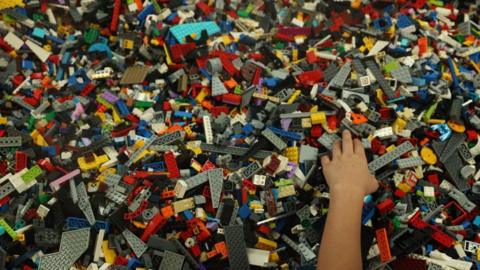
39,228,90,270
122,229,148,257
224,225,250,270
120,65,150,85
159,250,185,270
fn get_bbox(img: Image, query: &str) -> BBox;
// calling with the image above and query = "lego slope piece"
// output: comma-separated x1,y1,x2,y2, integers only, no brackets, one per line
159,250,185,270
208,168,223,208
122,229,148,257
39,228,91,270
224,225,250,270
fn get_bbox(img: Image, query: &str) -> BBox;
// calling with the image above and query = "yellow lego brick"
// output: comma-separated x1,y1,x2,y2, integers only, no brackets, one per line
102,240,117,264
0,0,25,10
301,118,312,128
123,39,135,50
270,251,280,262
386,145,396,152
163,43,172,65
30,130,48,147
184,126,194,137
287,90,301,104
0,219,18,240
0,116,7,125
112,108,123,124
256,237,277,251
283,147,298,163
78,154,109,171
397,182,411,193
392,117,407,134
310,112,326,125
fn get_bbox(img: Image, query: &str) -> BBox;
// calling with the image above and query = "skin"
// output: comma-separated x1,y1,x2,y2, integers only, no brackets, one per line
317,130,379,270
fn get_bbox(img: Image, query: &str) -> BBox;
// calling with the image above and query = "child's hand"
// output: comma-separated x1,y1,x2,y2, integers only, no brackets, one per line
321,130,378,198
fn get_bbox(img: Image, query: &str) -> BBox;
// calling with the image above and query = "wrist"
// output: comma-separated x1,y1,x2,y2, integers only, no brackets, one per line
329,186,366,203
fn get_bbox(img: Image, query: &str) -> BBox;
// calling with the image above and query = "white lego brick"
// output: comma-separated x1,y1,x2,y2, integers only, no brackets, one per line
246,248,270,267
25,39,51,62
4,32,24,50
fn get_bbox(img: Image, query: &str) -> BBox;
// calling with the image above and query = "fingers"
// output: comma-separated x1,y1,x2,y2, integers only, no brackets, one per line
341,130,353,154
354,138,366,156
320,155,330,166
332,140,341,159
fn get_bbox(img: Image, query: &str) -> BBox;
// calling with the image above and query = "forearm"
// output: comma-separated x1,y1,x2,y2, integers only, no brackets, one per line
317,191,364,270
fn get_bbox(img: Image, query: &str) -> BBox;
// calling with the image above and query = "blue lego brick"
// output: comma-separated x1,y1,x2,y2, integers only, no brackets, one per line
46,35,64,44
238,204,251,219
32,27,46,39
61,52,71,65
183,210,194,220
473,216,480,228
137,4,155,25
267,126,303,141
143,162,165,171
22,60,34,69
242,124,253,135
115,100,130,117
170,21,221,44
174,111,192,119
65,217,110,232
373,16,392,31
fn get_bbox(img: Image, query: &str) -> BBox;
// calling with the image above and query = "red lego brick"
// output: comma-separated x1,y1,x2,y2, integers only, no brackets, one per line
164,151,180,179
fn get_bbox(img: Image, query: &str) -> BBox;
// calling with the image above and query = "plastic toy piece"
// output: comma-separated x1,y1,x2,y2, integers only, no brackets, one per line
439,133,466,162
242,161,262,179
125,135,158,167
76,182,96,225
203,115,214,144
261,128,287,151
39,228,90,270
20,165,43,183
0,136,22,148
211,75,228,97
185,171,209,191
200,143,273,159
151,130,184,146
159,250,185,270
224,225,250,270
170,22,221,44
432,141,469,191
122,229,148,257
208,168,223,208
0,218,18,240
0,181,15,199
164,151,180,179
368,141,414,172
397,157,424,169
375,228,392,262
281,234,316,261
329,61,351,87
364,59,395,99
448,189,476,213
49,169,81,191
317,133,341,151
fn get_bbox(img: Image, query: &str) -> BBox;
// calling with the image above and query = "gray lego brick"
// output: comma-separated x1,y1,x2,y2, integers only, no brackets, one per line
330,62,351,87
151,130,184,146
224,225,250,270
281,235,316,261
174,240,200,269
458,143,474,163
76,183,96,225
208,169,223,209
368,141,414,172
448,189,476,212
351,59,366,76
261,128,287,151
439,133,466,162
200,143,273,159
39,228,90,270
242,161,262,179
443,152,469,191
159,251,185,270
211,75,228,96
122,229,148,257
317,133,341,151
390,66,412,83
0,136,22,148
323,63,339,81
0,181,15,199
397,156,425,168
185,171,209,190
365,59,395,99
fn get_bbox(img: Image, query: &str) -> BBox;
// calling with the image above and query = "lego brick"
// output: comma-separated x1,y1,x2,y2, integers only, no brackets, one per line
159,250,185,270
120,65,149,85
261,128,287,150
224,225,250,270
122,229,148,257
208,168,223,208
368,141,414,172
0,136,22,147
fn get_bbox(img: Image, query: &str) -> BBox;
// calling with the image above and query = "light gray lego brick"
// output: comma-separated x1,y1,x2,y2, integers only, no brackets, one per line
440,133,466,162
200,143,272,159
76,183,96,225
0,181,15,199
448,189,476,212
295,205,310,220
330,62,351,87
208,169,223,209
397,156,424,168
126,135,158,166
0,136,22,147
39,228,90,270
224,225,250,270
299,145,318,162
122,229,148,257
390,66,412,83
211,75,228,96
105,174,122,186
185,171,209,190
151,130,184,146
281,235,316,261
261,128,287,150
368,141,414,172
242,161,262,179
323,63,339,81
317,133,341,151
159,250,185,270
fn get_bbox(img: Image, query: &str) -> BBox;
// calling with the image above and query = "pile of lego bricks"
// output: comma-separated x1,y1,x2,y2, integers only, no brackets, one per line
0,0,479,269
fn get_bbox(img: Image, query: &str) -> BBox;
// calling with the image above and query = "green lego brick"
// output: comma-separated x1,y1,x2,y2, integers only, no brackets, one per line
21,165,43,183
0,219,18,240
